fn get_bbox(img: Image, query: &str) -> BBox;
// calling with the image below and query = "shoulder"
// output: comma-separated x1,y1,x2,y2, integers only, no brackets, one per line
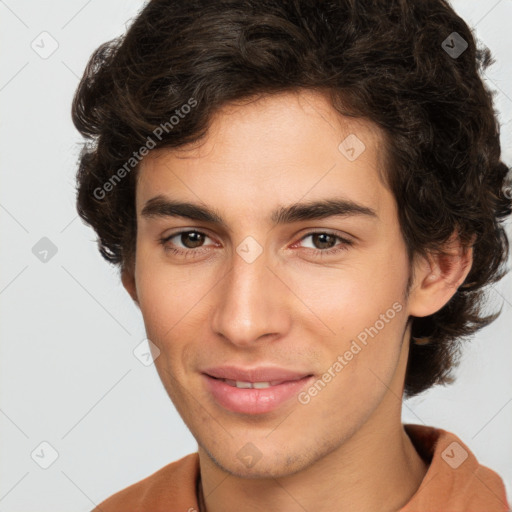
402,424,510,511
91,452,200,512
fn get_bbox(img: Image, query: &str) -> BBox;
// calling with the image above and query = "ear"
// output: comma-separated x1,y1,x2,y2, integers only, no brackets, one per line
121,267,139,306
407,232,474,318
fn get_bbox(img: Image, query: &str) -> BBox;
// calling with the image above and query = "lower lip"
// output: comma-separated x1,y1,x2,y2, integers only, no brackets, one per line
202,374,314,414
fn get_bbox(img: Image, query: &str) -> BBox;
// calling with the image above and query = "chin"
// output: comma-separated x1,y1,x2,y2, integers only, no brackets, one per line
201,439,327,479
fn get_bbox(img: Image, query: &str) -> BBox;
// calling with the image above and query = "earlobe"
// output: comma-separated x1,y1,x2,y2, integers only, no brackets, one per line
407,233,474,318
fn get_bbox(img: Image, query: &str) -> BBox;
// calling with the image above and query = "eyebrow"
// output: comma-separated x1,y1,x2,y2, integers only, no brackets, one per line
141,195,378,227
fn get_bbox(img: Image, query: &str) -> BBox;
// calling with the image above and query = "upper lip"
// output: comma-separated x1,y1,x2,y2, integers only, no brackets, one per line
202,366,312,384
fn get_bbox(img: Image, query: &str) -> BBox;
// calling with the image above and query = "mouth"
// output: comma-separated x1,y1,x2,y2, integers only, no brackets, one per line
201,369,314,414
209,375,310,389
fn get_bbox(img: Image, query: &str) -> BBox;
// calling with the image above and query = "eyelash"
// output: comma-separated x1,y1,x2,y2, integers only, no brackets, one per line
158,230,353,259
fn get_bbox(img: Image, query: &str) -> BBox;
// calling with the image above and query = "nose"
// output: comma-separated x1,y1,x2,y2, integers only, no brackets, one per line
210,242,292,347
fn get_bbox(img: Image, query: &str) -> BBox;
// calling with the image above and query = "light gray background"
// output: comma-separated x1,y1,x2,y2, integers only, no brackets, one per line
1,1,511,510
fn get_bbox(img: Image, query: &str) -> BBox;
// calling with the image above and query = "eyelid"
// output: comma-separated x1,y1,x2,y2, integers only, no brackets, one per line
293,229,354,245
159,229,217,247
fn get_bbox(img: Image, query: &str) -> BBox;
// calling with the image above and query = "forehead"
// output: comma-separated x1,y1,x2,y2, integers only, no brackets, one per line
136,90,391,220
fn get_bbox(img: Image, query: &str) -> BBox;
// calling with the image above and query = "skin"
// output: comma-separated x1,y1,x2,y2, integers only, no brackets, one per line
122,89,473,512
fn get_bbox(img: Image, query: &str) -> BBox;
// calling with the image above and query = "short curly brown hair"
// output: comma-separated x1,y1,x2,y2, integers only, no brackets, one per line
72,0,511,397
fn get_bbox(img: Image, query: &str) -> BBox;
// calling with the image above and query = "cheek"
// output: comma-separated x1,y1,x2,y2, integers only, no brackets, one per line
138,278,202,343
135,269,203,398
298,304,409,427
135,255,194,347
283,247,410,398
283,247,409,338
135,237,209,318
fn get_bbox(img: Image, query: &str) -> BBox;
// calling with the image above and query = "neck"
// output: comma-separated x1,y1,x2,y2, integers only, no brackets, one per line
197,401,427,512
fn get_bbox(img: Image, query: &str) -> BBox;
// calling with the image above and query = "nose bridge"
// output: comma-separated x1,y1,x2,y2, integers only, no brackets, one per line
211,240,290,345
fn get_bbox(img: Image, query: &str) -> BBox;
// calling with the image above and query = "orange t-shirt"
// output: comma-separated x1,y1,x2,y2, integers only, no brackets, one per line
92,424,510,511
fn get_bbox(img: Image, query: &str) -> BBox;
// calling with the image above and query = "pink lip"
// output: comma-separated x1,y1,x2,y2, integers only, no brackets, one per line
202,365,311,384
201,366,314,414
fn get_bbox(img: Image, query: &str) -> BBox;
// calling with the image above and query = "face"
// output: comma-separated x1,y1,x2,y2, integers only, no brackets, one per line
129,90,416,478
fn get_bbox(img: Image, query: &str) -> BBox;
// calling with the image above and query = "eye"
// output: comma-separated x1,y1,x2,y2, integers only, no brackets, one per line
294,231,353,257
158,230,215,257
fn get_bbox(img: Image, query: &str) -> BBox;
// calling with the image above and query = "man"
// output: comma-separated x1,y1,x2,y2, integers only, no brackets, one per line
73,0,511,510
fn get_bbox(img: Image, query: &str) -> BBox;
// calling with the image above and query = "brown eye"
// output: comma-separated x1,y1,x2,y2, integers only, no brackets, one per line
159,230,215,258
310,233,337,250
179,231,205,249
294,231,354,258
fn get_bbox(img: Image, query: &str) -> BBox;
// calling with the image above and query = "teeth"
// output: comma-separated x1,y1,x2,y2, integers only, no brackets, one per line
223,379,273,389
252,382,271,389
235,380,253,389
